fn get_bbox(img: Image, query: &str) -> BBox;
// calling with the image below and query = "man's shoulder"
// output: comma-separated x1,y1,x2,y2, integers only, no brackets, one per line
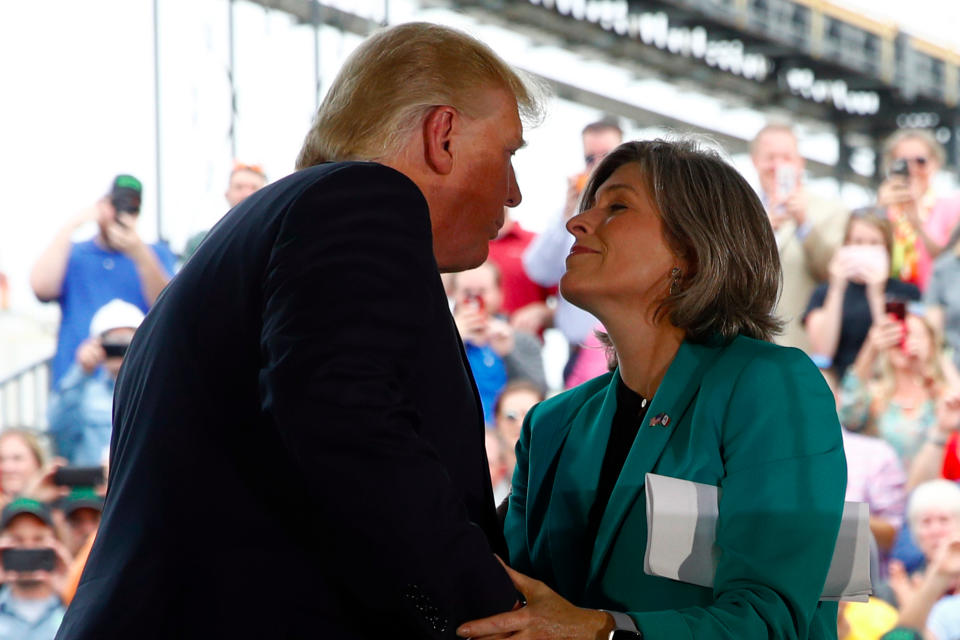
286,162,423,199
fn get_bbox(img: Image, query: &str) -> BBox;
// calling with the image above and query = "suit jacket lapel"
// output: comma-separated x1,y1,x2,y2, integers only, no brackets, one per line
587,340,724,583
539,377,619,596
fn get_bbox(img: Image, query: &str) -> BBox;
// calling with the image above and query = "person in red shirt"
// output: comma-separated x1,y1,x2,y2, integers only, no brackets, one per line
487,209,556,337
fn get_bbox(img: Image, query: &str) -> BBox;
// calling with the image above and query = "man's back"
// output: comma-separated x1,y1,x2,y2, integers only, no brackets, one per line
56,163,514,639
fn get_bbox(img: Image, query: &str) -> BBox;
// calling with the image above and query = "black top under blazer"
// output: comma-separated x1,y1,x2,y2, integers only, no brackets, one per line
55,163,517,639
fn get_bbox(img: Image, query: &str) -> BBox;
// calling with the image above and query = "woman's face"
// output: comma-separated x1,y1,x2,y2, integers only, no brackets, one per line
0,435,40,496
914,506,960,560
560,162,679,319
891,137,939,196
495,389,541,448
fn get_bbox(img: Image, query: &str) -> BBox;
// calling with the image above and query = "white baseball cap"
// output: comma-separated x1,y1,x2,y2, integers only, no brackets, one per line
89,299,145,337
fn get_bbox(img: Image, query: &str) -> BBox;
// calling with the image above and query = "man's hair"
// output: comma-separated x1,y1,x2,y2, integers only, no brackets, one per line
296,22,543,169
881,128,945,174
582,118,623,139
580,138,783,343
749,122,797,155
494,380,545,417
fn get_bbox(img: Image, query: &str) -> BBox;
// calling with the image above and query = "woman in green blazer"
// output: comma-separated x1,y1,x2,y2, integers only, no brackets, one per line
458,139,847,640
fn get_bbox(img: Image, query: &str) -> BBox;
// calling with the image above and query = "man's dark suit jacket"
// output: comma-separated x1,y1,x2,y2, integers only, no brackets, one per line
55,163,517,639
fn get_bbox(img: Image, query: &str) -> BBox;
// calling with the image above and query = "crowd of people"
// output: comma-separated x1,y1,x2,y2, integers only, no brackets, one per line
2,71,960,638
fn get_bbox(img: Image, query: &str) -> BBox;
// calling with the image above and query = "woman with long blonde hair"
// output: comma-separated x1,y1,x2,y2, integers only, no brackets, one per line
840,307,959,468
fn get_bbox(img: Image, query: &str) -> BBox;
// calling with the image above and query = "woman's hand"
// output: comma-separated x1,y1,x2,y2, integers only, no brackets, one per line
877,177,921,229
21,459,70,504
866,317,903,353
457,560,614,639
888,559,923,608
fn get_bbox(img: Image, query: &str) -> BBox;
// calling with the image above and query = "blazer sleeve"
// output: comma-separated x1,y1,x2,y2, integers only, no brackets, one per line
629,347,847,640
258,164,516,637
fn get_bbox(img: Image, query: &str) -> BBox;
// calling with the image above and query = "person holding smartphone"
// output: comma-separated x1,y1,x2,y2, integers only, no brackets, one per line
47,300,144,466
749,123,848,353
805,207,921,378
0,499,72,639
876,129,960,291
29,175,176,390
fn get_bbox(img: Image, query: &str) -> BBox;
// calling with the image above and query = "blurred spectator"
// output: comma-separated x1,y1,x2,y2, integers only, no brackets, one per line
47,299,144,465
523,120,621,381
0,498,71,639
877,129,960,291
838,598,899,640
0,431,45,508
926,226,960,374
52,489,102,558
182,162,267,262
29,175,175,387
806,207,921,377
903,384,960,490
563,322,616,388
492,380,544,482
487,208,555,336
888,481,960,638
841,310,952,465
750,123,848,352
452,262,546,423
822,367,906,564
485,430,510,506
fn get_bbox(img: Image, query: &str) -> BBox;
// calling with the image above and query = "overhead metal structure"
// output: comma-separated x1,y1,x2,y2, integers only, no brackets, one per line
244,0,960,187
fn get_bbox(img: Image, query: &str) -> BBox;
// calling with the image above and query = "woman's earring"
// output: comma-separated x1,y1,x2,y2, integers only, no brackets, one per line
670,267,682,296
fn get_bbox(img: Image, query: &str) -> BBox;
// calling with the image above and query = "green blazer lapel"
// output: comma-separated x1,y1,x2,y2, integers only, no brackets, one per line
542,376,620,596
587,340,724,583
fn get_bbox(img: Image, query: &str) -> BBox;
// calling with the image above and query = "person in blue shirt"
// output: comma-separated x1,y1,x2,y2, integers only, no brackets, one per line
47,299,144,465
29,175,175,387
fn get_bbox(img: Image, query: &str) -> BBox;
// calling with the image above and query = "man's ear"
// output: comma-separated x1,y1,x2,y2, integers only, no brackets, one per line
422,105,457,175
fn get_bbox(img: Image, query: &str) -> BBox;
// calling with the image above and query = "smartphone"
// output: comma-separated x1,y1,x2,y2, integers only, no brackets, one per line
102,343,129,359
2,548,56,572
889,158,909,178
885,299,908,349
53,466,105,488
841,245,888,279
776,165,796,198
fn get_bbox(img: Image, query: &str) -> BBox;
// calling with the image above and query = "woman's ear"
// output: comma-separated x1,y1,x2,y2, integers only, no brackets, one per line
422,105,457,175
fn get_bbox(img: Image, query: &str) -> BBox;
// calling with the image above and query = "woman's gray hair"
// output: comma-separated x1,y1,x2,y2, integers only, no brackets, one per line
296,22,544,169
881,128,946,174
907,479,960,530
581,138,783,343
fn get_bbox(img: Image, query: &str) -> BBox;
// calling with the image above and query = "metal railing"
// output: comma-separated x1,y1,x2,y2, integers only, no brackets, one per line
0,357,52,431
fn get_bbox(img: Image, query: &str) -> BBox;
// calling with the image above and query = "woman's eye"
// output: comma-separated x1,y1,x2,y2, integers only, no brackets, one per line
609,203,627,212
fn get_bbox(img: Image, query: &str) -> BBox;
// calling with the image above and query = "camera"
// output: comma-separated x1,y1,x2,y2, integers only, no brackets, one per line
53,466,105,488
889,158,909,178
2,548,56,573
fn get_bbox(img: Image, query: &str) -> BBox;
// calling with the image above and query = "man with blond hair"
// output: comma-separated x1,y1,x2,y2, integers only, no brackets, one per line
749,122,847,352
57,22,541,640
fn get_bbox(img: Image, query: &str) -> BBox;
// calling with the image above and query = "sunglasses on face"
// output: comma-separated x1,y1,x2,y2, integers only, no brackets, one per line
896,156,929,167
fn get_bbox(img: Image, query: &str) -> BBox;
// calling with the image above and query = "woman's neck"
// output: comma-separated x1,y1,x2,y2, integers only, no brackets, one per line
604,314,685,401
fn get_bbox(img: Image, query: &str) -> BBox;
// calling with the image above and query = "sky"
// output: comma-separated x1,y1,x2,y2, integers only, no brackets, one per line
1,0,958,327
